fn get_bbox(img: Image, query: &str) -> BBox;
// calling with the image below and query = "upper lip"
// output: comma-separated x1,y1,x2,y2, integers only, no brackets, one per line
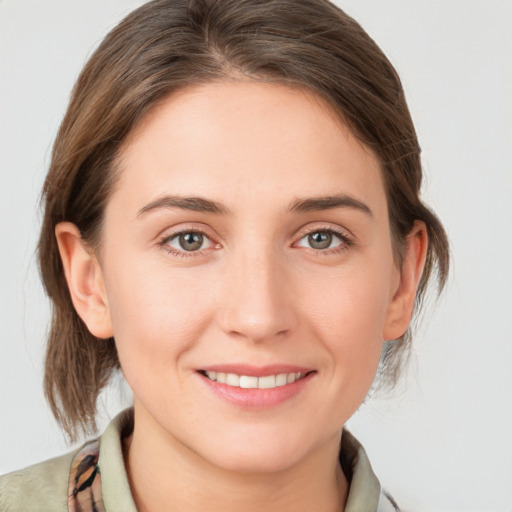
198,364,314,377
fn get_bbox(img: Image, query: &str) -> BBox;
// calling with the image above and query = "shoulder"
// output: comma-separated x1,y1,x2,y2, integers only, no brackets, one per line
0,409,135,512
378,490,400,512
0,450,75,512
341,429,401,512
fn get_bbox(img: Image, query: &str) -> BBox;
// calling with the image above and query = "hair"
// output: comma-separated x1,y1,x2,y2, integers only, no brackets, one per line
38,0,449,440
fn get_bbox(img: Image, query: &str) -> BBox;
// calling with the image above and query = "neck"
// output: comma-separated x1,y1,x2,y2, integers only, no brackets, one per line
123,408,348,512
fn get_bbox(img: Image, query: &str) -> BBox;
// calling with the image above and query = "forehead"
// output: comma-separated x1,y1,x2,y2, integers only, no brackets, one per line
113,81,386,216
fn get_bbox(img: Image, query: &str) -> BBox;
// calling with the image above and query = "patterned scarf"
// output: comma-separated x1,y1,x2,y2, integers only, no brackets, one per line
68,440,105,512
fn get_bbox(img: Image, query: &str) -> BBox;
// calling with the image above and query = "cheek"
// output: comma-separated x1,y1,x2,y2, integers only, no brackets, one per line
102,255,217,374
301,260,394,385
305,260,393,340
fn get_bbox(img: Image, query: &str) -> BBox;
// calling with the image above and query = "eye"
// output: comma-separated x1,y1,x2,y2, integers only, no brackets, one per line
163,231,214,253
295,229,347,251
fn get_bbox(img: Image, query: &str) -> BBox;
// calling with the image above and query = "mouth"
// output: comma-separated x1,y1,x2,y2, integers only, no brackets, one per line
197,366,316,408
199,370,311,389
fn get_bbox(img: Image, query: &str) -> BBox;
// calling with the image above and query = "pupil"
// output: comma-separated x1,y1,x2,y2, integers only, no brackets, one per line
308,231,331,249
180,232,203,251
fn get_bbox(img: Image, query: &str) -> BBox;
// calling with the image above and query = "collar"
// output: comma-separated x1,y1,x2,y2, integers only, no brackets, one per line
68,408,394,512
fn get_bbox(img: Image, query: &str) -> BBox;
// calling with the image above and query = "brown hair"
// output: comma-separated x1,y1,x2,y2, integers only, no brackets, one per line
39,0,449,440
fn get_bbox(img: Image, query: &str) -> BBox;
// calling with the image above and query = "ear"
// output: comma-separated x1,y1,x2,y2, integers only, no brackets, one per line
383,220,428,341
55,222,114,339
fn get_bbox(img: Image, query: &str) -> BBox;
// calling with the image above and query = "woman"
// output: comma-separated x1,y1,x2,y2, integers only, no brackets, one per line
0,1,448,511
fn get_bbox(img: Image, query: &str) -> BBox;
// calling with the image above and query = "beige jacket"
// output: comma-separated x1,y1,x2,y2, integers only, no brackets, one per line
0,409,398,511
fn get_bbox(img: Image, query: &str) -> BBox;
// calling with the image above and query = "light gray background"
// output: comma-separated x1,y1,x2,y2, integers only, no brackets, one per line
1,1,511,511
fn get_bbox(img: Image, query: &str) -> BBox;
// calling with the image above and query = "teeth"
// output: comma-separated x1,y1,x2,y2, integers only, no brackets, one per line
226,373,240,386
203,370,305,389
239,375,258,388
276,373,288,386
258,375,276,389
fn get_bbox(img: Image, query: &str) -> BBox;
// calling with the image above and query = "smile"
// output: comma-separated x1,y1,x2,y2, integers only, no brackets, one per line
203,371,305,389
198,366,315,408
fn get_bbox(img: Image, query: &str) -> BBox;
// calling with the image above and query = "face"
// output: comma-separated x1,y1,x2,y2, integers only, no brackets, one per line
78,82,410,472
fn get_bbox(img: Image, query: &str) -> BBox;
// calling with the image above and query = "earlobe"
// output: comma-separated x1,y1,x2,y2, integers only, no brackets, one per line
55,222,114,339
383,221,428,341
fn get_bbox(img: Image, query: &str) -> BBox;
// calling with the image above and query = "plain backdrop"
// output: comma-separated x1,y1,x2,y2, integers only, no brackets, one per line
1,1,511,511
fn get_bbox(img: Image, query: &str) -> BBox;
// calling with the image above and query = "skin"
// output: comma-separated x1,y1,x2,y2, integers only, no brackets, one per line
56,81,427,512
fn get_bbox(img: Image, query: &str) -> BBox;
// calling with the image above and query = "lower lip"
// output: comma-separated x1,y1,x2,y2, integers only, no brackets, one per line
198,372,315,409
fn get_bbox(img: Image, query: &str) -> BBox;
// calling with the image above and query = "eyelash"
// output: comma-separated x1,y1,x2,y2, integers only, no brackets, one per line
293,226,354,255
158,226,354,258
158,229,218,258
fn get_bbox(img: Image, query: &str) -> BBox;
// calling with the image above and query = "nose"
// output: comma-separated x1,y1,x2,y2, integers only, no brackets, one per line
216,248,298,344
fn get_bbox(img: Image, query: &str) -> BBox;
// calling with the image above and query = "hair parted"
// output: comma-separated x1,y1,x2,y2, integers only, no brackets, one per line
38,0,449,440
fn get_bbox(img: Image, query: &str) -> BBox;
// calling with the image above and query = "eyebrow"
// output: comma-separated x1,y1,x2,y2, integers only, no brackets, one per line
288,194,373,217
137,193,372,218
137,195,230,217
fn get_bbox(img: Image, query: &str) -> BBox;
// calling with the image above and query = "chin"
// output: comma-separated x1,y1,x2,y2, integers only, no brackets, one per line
213,448,301,474
195,427,321,475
